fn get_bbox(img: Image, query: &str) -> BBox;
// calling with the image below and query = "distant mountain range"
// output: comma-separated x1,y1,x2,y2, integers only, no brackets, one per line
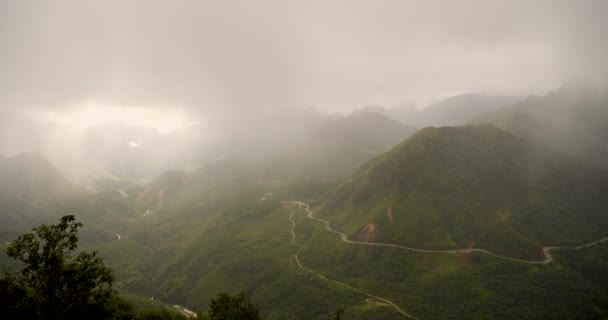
2,85,608,319
131,111,417,213
356,93,519,127
0,92,520,192
470,85,608,168
262,112,418,181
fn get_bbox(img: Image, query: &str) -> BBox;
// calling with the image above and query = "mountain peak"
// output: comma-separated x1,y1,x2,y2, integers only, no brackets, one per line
0,153,77,200
1,152,63,178
320,124,608,259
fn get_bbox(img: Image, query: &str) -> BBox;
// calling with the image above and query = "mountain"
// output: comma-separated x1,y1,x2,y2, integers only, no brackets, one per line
3,133,608,319
130,158,277,215
128,112,416,215
3,99,608,319
318,125,608,259
305,112,418,175
470,85,608,168
0,153,137,256
312,112,415,153
0,153,79,201
416,93,519,126
79,126,608,319
357,93,519,127
263,112,418,181
0,153,72,238
133,171,191,213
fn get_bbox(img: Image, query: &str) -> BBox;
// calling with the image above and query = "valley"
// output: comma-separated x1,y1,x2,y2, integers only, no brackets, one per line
1,86,608,319
2,3,608,319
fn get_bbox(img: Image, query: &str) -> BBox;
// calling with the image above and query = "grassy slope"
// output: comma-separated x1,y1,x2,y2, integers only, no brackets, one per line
96,173,608,319
93,190,404,319
318,125,608,259
294,204,608,319
3,171,607,319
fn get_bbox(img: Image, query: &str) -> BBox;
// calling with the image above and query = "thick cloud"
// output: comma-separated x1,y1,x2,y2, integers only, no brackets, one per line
0,0,606,114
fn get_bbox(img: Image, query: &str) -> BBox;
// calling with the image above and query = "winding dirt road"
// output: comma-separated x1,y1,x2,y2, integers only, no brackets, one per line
288,211,416,319
288,201,608,319
290,201,608,265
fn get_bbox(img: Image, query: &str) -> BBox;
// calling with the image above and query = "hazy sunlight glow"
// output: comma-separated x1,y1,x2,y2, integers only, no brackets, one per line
27,101,200,134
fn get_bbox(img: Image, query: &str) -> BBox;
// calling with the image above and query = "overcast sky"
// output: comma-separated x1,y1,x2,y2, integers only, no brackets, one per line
1,0,607,124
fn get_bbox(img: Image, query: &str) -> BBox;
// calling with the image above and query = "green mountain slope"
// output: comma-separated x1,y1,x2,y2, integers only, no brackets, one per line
0,153,138,271
133,171,190,212
129,158,284,217
3,147,608,319
92,174,608,319
92,189,403,320
293,202,608,319
318,125,608,259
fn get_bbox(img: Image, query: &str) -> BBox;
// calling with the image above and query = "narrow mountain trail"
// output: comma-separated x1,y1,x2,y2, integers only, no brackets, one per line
290,201,608,265
288,211,416,319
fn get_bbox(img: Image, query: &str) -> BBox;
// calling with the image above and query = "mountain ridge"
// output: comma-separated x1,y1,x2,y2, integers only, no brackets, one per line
317,125,608,259
470,86,608,168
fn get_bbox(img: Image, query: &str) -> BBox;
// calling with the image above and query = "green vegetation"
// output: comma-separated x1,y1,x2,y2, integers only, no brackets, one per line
0,215,264,320
206,292,261,320
0,215,122,320
2,110,608,319
292,204,608,319
318,125,608,259
103,191,396,319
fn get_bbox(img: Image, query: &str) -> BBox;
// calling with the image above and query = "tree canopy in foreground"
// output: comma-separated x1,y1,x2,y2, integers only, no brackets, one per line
0,215,125,320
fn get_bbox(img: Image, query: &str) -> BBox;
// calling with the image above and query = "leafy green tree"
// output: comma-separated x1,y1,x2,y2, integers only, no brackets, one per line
333,306,345,320
0,272,36,318
1,215,121,320
207,292,261,320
